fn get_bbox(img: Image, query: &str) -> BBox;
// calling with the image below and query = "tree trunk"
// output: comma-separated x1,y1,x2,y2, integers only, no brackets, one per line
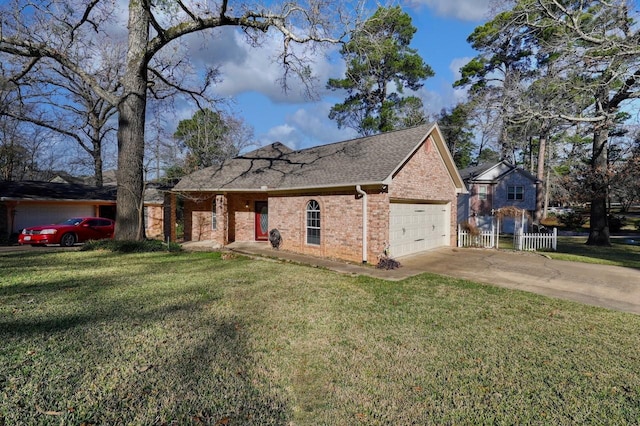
115,1,148,241
586,126,611,246
93,145,103,187
543,142,552,218
534,132,546,224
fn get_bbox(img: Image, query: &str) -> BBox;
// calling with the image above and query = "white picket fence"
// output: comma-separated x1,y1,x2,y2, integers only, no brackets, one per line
458,224,558,251
457,225,498,249
514,227,557,251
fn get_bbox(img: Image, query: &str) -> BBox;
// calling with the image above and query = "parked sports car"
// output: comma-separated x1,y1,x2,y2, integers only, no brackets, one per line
18,217,115,247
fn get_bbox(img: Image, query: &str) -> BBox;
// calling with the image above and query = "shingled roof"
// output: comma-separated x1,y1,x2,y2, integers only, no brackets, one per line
0,180,117,201
174,123,460,192
458,161,539,183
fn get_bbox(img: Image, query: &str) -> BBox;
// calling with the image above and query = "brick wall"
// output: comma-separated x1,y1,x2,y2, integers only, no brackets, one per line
183,193,271,245
268,190,379,263
227,194,267,242
145,205,164,239
469,183,494,216
183,193,227,243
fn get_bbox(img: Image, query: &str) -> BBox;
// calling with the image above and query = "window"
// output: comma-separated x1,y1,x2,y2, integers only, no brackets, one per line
478,185,487,200
508,186,524,201
212,199,217,230
306,200,320,245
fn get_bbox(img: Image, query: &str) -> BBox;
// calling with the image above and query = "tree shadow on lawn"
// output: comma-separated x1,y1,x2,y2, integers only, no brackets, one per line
0,266,291,424
0,251,237,300
556,237,640,269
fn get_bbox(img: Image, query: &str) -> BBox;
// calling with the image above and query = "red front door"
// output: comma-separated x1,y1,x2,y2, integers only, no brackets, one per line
255,201,269,241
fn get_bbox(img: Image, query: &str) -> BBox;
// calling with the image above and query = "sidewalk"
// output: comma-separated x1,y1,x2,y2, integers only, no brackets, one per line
224,241,422,281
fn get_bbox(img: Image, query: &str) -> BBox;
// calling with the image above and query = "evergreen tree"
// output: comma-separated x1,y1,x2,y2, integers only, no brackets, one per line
435,104,476,168
327,6,434,135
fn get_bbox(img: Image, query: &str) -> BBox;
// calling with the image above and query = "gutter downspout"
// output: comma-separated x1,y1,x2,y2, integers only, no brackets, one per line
355,185,367,264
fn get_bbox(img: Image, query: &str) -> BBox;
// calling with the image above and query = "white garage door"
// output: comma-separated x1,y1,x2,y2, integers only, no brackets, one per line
389,202,450,258
14,204,94,232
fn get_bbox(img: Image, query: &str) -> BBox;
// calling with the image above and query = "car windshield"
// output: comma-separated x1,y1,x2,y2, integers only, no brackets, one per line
60,218,84,226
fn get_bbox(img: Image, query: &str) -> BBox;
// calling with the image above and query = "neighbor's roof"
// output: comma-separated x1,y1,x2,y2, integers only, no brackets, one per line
174,123,464,192
0,180,117,202
458,163,497,181
459,161,539,183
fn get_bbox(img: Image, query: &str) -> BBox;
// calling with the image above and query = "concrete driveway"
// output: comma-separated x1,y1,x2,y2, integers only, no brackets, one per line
400,248,640,315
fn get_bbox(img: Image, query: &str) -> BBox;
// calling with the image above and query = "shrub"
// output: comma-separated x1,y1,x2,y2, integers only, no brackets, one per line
608,215,627,233
558,211,587,231
377,242,401,269
81,239,182,253
460,221,481,237
377,256,401,270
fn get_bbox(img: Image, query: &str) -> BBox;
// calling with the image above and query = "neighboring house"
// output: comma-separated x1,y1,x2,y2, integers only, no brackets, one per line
25,169,118,186
457,161,539,232
172,123,466,263
0,180,170,242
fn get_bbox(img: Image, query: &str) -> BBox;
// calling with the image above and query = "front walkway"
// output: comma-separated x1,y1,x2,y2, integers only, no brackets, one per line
225,241,423,281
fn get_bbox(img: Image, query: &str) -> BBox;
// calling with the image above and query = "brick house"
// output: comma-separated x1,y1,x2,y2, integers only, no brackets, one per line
457,161,539,232
172,123,465,263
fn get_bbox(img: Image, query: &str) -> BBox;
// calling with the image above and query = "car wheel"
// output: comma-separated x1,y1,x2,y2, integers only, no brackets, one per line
60,233,76,247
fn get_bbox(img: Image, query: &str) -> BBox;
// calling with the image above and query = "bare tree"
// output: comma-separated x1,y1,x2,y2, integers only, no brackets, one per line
509,0,640,246
1,46,121,186
455,7,534,162
0,0,351,239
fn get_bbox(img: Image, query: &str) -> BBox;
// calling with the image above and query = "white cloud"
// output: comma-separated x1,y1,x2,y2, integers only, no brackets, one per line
186,28,342,104
261,124,302,149
258,103,358,150
288,104,357,144
407,0,492,21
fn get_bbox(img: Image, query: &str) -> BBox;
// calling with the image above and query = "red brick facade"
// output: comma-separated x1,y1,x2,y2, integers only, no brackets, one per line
180,134,460,263
145,205,164,239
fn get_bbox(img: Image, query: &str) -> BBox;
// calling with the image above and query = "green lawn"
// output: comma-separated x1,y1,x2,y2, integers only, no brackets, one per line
549,236,640,269
494,234,640,269
1,250,639,425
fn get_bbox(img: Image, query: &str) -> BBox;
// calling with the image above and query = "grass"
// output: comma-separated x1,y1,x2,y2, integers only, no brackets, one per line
495,233,640,269
1,250,640,425
547,236,640,269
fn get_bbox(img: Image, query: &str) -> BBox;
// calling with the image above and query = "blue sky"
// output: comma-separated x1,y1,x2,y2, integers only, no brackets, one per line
181,0,493,151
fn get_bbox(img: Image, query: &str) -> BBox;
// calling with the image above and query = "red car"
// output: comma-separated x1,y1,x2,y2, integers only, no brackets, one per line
18,217,115,247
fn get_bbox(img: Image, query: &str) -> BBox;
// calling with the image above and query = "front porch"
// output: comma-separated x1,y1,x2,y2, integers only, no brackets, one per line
175,192,269,245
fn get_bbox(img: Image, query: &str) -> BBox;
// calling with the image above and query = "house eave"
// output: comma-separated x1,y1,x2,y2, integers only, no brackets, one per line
173,181,388,194
0,197,116,203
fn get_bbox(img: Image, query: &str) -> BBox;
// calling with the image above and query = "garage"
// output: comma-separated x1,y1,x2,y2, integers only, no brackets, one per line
389,202,450,258
14,203,94,232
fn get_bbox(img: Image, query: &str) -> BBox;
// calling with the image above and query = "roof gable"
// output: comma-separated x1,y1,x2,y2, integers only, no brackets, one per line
174,123,465,193
459,161,538,184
